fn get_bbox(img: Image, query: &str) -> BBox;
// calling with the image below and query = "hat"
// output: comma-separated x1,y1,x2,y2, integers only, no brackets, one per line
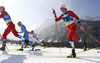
0,6,5,11
17,21,22,25
60,4,66,10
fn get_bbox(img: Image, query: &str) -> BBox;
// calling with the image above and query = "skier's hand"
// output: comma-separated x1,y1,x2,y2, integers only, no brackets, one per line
79,25,85,30
52,9,56,15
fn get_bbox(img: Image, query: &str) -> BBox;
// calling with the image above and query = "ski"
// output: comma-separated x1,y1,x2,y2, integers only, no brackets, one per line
8,46,45,52
76,47,99,54
66,47,99,58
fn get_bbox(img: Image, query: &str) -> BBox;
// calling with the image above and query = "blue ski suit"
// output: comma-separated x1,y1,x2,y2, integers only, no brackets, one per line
18,24,33,48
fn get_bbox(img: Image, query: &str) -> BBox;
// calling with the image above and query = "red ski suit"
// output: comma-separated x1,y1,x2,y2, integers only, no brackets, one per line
56,10,80,41
0,11,18,38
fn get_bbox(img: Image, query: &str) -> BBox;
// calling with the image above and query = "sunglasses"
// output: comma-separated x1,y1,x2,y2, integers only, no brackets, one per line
60,7,64,10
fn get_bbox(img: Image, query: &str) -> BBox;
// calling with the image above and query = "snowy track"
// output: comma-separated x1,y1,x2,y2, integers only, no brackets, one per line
0,45,100,63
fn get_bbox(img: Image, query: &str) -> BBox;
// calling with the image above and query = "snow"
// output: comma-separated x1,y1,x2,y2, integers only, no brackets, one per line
81,16,100,21
0,44,100,63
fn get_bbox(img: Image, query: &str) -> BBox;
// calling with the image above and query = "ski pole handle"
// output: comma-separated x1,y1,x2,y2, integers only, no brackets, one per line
52,9,57,19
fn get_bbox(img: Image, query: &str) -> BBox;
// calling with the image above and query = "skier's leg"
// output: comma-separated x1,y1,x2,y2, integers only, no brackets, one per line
68,40,76,58
0,27,11,51
32,45,35,51
67,23,77,41
68,32,76,58
69,40,75,48
72,24,87,51
2,27,11,39
29,42,33,46
28,42,35,51
18,40,24,51
24,39,29,48
78,39,87,51
67,30,75,40
73,32,87,51
73,33,80,41
10,22,22,38
67,25,76,58
67,28,75,48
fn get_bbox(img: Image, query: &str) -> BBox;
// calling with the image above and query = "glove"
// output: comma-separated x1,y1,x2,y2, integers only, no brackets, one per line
79,25,85,30
77,20,85,30
52,9,57,19
52,9,56,15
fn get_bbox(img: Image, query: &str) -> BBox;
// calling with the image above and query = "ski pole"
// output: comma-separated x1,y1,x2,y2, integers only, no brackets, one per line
52,9,62,54
81,29,100,44
52,9,59,41
6,45,9,51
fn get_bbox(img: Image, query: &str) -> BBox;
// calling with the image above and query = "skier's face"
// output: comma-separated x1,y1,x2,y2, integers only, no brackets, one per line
61,8,67,14
0,8,3,13
31,30,34,33
17,23,21,26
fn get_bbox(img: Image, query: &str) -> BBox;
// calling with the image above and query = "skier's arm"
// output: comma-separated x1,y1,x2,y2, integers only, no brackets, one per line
21,25,27,33
68,11,82,25
0,11,6,18
55,15,62,22
33,34,36,38
52,9,62,22
68,10,79,19
69,11,85,30
18,26,26,33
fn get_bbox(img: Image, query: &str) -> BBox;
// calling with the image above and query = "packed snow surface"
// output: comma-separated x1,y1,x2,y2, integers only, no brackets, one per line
0,44,100,63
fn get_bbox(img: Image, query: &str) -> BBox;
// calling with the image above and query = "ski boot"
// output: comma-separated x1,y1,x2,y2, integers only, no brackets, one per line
72,48,76,58
31,45,35,51
18,49,23,51
0,44,6,51
18,47,23,51
83,42,87,51
67,48,76,58
24,44,28,48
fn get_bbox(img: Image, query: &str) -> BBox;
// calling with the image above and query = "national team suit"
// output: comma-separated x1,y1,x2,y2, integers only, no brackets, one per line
56,10,80,41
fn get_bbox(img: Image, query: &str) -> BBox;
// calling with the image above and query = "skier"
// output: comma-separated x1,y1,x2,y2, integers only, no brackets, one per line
29,30,43,51
52,5,87,58
17,21,34,51
30,30,43,46
0,6,23,51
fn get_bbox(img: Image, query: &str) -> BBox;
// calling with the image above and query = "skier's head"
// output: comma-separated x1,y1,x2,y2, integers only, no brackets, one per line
0,6,5,13
17,21,22,26
31,30,34,34
60,4,67,13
